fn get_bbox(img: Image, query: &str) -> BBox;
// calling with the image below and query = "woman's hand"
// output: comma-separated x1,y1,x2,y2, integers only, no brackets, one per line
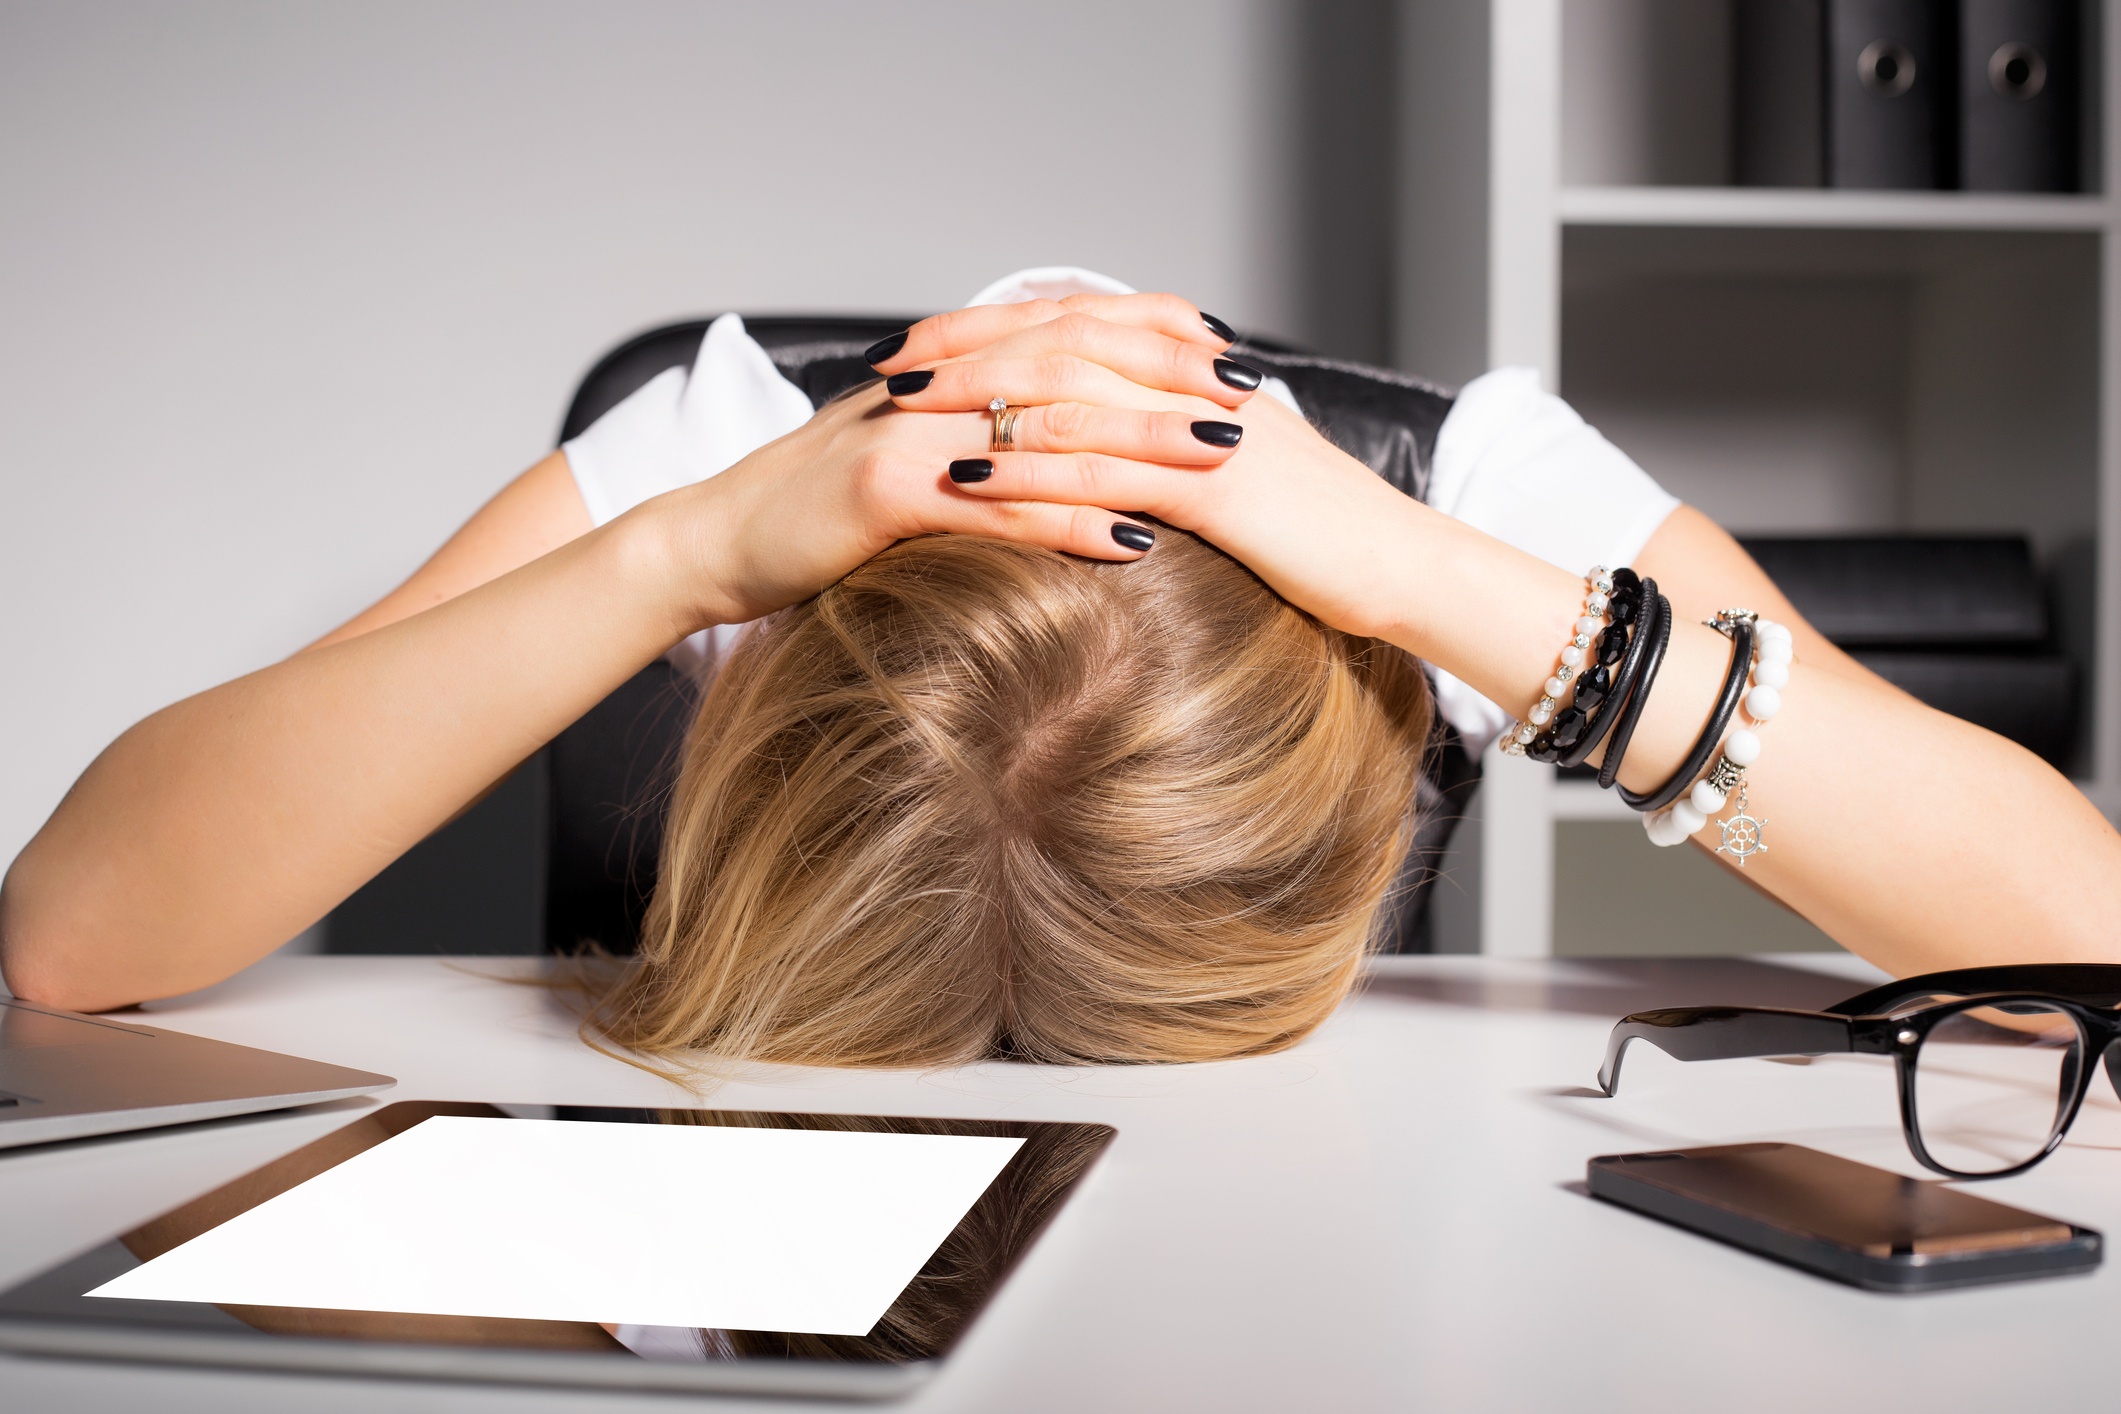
882,347,1434,645
642,298,1267,633
664,383,1237,629
897,357,1622,762
865,293,1264,409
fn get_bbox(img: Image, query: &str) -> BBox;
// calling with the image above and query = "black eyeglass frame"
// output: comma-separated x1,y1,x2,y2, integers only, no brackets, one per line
1596,964,2121,1180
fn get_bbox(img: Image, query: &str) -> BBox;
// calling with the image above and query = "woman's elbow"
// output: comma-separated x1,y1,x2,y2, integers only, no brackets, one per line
0,869,143,1013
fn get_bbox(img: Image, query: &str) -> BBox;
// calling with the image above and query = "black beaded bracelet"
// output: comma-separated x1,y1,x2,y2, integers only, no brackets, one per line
1596,586,1670,790
1620,614,1756,813
1555,574,1647,767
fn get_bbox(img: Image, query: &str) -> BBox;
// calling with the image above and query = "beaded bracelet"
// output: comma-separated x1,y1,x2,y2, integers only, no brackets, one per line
1644,612,1792,864
1501,566,1615,759
1559,569,1650,768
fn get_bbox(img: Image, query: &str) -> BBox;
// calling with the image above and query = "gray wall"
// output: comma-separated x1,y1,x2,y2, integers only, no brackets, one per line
0,1,1404,885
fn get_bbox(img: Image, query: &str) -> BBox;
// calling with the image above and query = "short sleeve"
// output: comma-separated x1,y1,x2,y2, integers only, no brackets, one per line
1426,367,1678,574
559,313,815,680
561,313,815,528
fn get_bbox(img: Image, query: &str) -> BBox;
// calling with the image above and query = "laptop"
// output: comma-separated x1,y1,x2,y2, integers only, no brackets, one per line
0,996,394,1148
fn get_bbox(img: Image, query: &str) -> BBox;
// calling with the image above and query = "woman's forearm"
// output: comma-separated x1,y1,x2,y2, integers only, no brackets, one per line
0,511,689,1011
1375,498,2121,971
1715,658,2118,971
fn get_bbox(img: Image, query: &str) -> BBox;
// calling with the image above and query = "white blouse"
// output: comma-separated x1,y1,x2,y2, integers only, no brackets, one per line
560,267,1679,751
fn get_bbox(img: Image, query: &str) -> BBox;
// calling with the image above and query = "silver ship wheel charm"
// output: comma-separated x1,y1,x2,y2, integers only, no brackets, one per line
1714,782,1767,867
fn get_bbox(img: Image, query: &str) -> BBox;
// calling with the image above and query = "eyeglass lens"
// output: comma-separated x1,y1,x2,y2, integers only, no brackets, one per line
1911,1002,2081,1174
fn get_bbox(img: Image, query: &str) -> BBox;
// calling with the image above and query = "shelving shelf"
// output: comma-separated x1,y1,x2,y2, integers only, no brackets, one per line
1549,780,1641,823
1397,0,2119,959
1558,185,2114,230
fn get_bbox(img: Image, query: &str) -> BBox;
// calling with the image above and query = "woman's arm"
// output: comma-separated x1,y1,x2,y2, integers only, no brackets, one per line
1631,505,1863,682
0,451,613,1009
1611,506,2112,975
309,450,592,650
922,369,2121,974
0,307,1250,1011
1403,489,2120,974
0,509,683,1011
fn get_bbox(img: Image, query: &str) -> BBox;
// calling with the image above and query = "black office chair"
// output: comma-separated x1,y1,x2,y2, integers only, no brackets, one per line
541,315,1476,957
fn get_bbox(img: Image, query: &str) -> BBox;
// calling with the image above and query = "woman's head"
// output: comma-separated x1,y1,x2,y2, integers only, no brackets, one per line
593,528,1431,1068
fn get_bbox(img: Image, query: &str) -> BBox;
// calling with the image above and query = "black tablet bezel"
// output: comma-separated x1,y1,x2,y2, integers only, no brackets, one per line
0,1100,1115,1397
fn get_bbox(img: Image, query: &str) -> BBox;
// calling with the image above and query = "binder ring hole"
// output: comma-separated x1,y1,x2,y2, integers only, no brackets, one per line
1990,43,2048,101
1859,41,1916,97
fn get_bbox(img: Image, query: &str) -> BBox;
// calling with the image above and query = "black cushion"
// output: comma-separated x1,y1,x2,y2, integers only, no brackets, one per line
1739,534,2078,768
1737,535,2047,647
545,318,1462,955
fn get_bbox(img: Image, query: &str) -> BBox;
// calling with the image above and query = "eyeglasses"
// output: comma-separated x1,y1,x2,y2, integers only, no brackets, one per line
1597,964,2121,1180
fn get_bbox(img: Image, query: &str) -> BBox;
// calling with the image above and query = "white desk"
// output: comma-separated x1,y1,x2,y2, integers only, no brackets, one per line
4,952,2117,1412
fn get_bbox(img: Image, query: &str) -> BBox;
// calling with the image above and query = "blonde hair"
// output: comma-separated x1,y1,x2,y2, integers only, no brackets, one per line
585,528,1431,1067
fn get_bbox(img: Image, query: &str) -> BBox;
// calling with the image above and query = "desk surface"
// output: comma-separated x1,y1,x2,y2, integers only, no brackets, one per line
4,952,2116,1413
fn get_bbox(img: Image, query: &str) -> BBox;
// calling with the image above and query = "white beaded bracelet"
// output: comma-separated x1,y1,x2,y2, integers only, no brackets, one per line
1644,614,1791,864
1500,566,1613,758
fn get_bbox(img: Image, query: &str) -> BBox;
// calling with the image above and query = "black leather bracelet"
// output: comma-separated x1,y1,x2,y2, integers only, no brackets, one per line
1556,585,1644,767
1597,588,1670,790
1620,615,1756,812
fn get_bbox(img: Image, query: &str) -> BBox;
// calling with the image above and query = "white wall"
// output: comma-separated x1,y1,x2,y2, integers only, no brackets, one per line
0,0,1325,870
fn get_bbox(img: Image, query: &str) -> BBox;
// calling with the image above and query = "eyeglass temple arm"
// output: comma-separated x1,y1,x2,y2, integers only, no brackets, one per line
1826,964,2121,1016
1597,1007,1854,1095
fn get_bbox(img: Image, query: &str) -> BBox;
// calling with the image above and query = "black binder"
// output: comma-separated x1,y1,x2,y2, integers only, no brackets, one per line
1960,0,2079,191
1735,1,1956,190
1827,0,1954,188
1739,535,2080,768
1734,536,2046,645
1736,0,1828,185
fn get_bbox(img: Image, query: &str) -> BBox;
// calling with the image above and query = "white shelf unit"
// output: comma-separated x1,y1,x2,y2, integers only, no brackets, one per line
1398,0,2121,958
1558,186,2114,229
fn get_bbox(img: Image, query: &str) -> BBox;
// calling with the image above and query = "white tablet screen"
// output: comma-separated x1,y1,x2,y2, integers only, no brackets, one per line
90,1115,1023,1336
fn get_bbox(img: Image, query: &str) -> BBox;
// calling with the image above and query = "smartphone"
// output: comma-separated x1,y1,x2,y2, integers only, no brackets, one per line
1587,1142,2101,1292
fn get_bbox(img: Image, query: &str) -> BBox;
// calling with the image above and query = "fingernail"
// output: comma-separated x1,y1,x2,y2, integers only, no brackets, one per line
1213,358,1262,392
1191,420,1243,448
1111,523,1156,552
948,458,993,484
885,370,934,396
1201,312,1237,342
864,329,909,366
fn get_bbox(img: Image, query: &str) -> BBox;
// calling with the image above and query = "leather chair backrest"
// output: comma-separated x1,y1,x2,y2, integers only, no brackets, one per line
544,318,1474,956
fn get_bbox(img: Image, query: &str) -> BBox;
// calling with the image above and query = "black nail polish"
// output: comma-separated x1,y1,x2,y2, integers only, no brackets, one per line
1213,358,1262,392
1111,523,1156,552
864,329,909,366
1201,312,1237,343
949,458,993,484
1191,420,1243,448
885,370,934,396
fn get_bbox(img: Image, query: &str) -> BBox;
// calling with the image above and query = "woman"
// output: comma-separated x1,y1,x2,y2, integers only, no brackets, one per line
5,268,2119,1060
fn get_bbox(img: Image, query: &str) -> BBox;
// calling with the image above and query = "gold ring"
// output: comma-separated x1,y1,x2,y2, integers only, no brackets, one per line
989,398,1021,453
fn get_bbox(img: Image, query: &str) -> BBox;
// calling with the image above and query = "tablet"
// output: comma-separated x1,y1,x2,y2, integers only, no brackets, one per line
0,1101,1114,1399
